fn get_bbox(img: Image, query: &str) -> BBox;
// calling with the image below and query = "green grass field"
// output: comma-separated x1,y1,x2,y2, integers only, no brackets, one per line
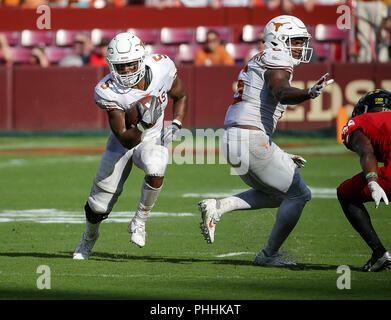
0,135,390,301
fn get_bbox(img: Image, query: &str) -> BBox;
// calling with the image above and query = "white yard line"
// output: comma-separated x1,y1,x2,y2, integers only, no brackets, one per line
0,209,194,223
182,187,337,199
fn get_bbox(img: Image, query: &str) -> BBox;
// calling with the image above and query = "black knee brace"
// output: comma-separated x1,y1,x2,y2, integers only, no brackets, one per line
84,202,109,224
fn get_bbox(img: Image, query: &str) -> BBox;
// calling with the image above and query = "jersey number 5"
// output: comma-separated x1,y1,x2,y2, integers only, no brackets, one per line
152,54,168,62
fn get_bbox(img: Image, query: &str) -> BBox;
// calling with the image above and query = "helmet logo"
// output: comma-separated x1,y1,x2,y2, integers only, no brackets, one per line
375,98,384,104
136,41,145,49
272,22,290,32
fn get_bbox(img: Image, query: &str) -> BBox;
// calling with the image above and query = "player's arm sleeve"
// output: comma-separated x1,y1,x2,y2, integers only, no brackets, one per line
94,87,124,112
163,57,178,91
260,51,294,74
342,119,361,149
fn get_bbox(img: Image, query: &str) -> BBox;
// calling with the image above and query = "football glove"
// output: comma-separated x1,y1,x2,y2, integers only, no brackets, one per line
288,153,307,168
161,120,182,146
137,96,162,131
308,73,334,99
368,181,389,209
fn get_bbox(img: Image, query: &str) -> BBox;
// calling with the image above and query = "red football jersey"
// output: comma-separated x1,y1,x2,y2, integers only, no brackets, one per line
341,112,391,165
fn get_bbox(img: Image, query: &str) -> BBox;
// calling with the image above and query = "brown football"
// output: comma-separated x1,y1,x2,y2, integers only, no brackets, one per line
125,95,156,129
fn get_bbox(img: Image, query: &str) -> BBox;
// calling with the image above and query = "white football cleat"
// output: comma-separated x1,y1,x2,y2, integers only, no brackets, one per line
73,231,99,260
253,250,297,267
128,218,146,248
199,199,220,244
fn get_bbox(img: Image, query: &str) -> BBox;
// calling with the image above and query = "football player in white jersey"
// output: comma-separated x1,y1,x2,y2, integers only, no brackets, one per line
199,15,334,266
73,32,188,259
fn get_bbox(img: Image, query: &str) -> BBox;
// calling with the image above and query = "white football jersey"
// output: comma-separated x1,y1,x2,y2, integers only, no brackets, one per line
94,53,177,141
224,48,294,136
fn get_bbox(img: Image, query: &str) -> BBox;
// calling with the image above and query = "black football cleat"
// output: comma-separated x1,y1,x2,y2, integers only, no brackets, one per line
361,251,391,272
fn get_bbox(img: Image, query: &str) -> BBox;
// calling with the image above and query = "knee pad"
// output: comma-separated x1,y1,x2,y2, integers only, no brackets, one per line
84,202,109,224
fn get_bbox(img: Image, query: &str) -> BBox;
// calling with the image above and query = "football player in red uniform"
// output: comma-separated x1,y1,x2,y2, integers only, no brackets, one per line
338,89,391,272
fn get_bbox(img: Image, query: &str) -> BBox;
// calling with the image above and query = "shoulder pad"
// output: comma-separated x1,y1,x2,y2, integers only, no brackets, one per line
94,76,123,111
261,49,294,74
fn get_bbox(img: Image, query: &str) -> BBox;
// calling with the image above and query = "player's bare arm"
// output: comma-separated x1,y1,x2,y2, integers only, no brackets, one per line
107,109,142,150
349,130,378,181
265,69,311,105
167,77,188,123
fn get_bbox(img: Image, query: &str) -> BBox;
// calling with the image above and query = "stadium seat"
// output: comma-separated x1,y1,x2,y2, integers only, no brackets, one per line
56,30,91,47
312,42,332,62
177,44,202,63
160,27,195,45
20,30,55,47
314,24,350,62
145,44,179,60
3,31,20,46
241,25,264,43
91,29,122,45
11,47,31,64
127,28,160,44
195,26,233,44
225,43,253,62
45,46,73,64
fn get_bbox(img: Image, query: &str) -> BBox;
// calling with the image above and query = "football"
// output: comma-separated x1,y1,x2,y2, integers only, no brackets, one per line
125,95,157,129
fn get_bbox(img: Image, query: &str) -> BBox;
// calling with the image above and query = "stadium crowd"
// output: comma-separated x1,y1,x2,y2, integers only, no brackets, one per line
0,0,391,64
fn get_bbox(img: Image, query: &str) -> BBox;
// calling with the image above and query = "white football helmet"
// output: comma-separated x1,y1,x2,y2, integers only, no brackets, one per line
106,32,146,87
263,15,312,66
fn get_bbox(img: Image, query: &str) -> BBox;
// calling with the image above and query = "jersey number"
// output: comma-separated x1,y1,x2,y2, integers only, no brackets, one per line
152,54,168,62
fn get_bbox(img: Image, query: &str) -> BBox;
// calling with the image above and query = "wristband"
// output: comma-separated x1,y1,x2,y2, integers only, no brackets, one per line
172,119,182,129
366,172,378,180
136,122,146,132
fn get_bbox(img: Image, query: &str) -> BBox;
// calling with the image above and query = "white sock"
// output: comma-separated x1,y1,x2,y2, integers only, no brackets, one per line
134,179,162,222
217,189,281,218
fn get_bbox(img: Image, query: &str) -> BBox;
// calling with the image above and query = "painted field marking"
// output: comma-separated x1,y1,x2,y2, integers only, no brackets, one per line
182,187,337,199
0,209,194,224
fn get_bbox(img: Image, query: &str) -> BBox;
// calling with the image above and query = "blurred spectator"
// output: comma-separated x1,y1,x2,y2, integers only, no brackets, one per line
1,0,22,7
220,0,261,6
21,0,49,8
29,46,50,67
68,0,90,7
245,31,264,63
0,33,12,66
194,29,235,66
49,0,69,6
89,37,110,66
266,0,344,14
378,0,391,62
59,32,93,66
144,0,181,7
356,0,384,62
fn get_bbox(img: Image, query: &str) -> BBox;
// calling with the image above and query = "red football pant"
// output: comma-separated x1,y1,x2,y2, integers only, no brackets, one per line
337,166,391,203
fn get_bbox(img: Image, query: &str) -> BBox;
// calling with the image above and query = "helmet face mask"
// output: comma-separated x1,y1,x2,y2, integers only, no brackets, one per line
106,32,146,88
352,89,391,118
264,15,313,66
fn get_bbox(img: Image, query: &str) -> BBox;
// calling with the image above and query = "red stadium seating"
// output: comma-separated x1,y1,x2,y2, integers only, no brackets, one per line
45,46,73,64
241,25,264,43
91,29,122,45
314,24,350,62
195,26,233,44
55,30,91,47
225,43,253,62
311,42,332,62
3,31,20,46
20,30,55,47
160,27,195,45
127,28,160,44
11,47,30,64
145,44,179,60
177,44,202,63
